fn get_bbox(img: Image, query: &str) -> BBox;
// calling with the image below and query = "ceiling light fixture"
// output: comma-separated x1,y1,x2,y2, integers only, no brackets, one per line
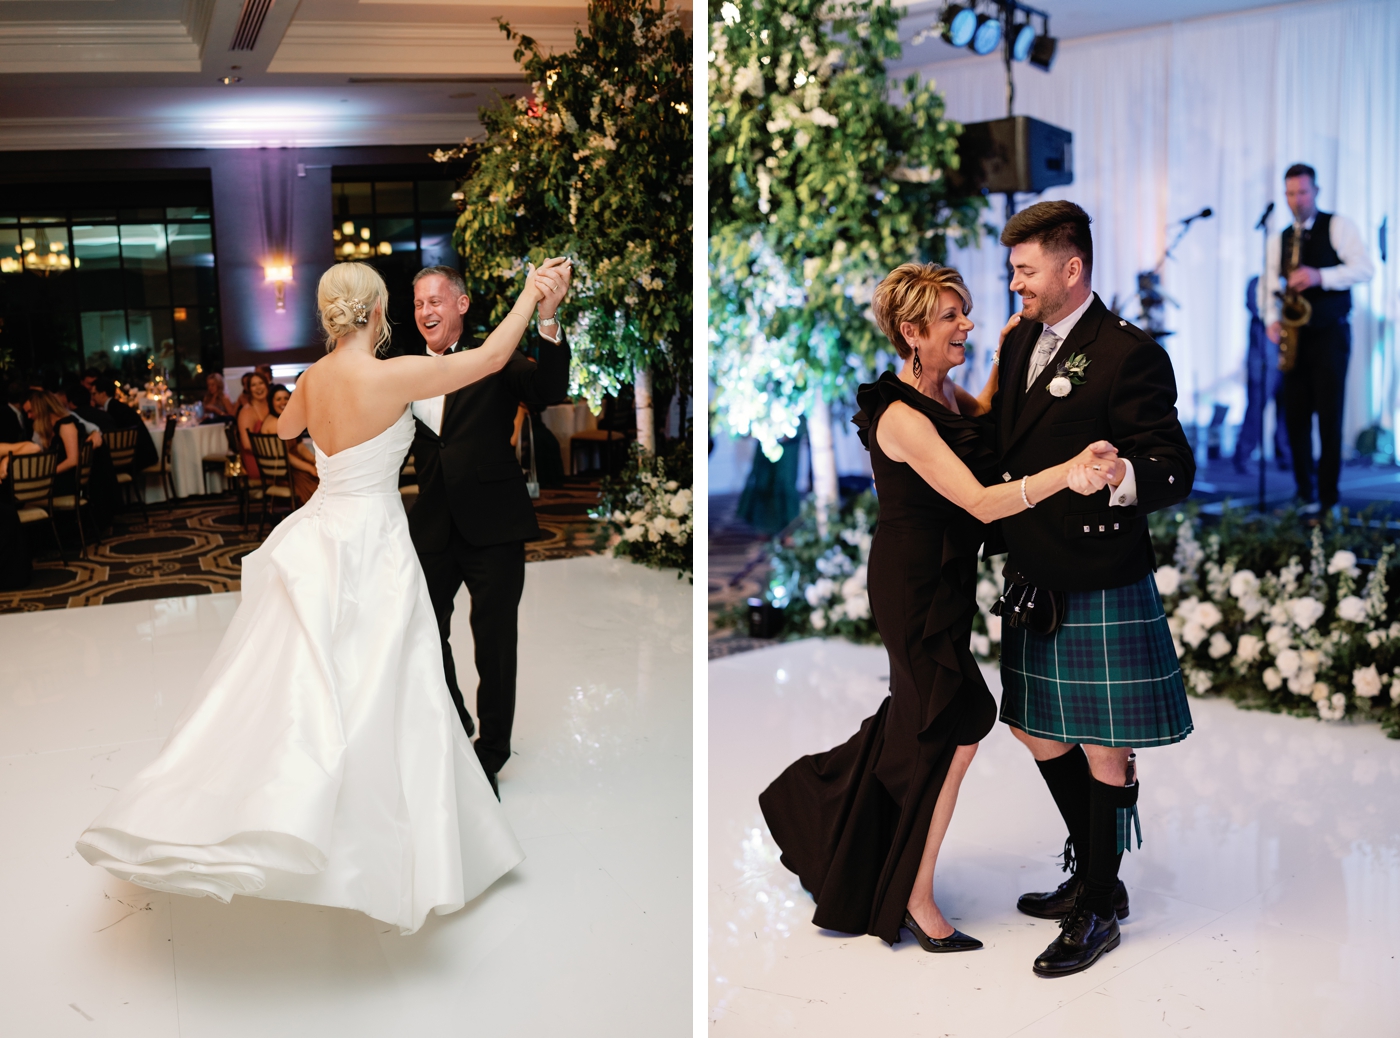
219,76,242,85
971,13,1002,55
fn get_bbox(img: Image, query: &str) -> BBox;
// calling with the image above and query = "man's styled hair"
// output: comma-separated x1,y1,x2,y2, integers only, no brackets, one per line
1000,200,1094,278
413,265,469,301
1284,163,1317,185
871,263,972,359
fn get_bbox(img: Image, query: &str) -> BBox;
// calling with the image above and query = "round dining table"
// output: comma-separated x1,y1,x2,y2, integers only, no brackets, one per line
142,419,232,500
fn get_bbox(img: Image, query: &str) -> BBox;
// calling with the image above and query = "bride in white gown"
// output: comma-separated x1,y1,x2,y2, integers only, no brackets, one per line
77,257,571,935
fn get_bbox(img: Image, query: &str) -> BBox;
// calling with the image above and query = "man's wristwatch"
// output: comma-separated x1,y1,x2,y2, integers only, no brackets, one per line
538,315,561,342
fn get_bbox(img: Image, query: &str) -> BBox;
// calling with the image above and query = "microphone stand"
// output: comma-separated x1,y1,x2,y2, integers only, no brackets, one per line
1256,202,1274,515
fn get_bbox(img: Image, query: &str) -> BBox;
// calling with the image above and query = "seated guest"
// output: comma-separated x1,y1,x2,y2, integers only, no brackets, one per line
1,379,29,443
24,390,96,495
92,377,158,471
0,438,40,479
236,371,271,480
261,383,319,504
63,378,114,433
202,372,238,417
0,442,40,590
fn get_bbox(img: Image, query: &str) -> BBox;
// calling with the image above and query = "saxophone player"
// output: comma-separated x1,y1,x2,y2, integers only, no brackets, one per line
1263,163,1374,512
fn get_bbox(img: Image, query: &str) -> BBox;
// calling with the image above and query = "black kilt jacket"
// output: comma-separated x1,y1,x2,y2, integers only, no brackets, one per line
394,332,570,552
988,293,1194,592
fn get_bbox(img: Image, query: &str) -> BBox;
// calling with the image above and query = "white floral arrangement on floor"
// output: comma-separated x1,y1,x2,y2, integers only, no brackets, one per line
592,442,693,578
743,492,1400,739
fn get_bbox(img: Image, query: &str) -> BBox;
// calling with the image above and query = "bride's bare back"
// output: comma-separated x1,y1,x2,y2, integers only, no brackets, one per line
277,258,568,456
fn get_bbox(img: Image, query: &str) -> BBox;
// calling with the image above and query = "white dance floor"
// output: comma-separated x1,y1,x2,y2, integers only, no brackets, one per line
710,639,1400,1036
0,555,690,1037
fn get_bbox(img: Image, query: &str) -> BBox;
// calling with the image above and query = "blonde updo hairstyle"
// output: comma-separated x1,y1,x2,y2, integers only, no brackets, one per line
317,262,392,353
871,262,972,359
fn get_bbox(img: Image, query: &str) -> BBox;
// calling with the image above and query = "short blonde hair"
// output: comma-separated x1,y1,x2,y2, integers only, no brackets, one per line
871,263,972,359
317,262,392,353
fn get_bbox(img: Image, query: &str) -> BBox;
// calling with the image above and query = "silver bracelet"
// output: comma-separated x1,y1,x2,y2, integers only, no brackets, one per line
1020,474,1035,509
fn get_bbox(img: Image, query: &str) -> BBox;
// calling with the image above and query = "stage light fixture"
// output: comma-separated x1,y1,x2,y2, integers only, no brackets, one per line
940,4,977,48
1012,22,1036,62
971,13,1002,55
1029,31,1058,70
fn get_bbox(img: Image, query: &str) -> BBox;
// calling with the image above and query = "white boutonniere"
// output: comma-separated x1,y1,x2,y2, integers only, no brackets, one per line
1047,352,1091,398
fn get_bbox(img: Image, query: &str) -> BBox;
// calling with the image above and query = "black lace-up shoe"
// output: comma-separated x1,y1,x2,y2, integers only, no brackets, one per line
1032,903,1121,977
1017,875,1129,920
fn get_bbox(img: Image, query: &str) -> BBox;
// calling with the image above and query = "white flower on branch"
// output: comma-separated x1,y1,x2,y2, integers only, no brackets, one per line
1265,624,1292,652
1155,565,1181,597
1235,633,1264,665
1289,669,1317,695
1229,569,1260,599
1327,550,1360,577
1285,596,1325,630
1208,632,1232,659
1336,595,1368,623
1352,665,1383,699
1311,681,1331,703
1276,648,1301,678
1262,667,1283,691
809,107,839,128
1190,669,1213,693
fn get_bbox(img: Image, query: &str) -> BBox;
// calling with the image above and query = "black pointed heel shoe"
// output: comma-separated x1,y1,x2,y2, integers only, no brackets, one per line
902,911,983,953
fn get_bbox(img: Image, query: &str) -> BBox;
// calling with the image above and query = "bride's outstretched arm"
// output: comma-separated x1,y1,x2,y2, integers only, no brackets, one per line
953,312,1018,416
381,257,571,405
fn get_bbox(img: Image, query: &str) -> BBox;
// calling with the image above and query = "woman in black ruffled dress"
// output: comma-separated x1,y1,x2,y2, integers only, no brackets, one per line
759,263,1116,951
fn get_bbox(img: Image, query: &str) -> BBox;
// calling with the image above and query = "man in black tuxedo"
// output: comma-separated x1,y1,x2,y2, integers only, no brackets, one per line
989,201,1195,978
90,377,158,470
1,379,29,444
403,264,572,797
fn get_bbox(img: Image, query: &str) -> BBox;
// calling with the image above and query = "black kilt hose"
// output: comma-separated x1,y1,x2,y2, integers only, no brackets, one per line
989,294,1194,748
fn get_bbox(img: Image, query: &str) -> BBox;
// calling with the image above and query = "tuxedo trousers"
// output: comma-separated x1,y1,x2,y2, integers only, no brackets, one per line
1282,322,1350,507
419,530,525,776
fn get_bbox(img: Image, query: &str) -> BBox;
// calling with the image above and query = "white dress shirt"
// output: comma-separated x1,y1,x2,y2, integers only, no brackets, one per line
410,340,457,437
1025,290,1095,388
1024,291,1139,508
1261,211,1374,325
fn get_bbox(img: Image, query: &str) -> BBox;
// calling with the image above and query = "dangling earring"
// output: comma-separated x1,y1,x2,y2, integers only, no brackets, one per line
911,346,922,380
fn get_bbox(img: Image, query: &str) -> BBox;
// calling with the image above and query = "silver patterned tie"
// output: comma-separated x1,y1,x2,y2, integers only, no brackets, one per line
1025,328,1061,389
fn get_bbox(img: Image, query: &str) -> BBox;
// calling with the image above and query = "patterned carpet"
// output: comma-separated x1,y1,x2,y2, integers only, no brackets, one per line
1,479,601,614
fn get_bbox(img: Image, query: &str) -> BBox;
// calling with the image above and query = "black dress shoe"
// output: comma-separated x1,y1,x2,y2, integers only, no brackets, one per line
1017,874,1129,921
1033,904,1120,977
901,911,983,953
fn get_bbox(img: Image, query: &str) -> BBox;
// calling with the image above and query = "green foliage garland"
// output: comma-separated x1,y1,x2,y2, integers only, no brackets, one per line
708,0,988,457
442,0,693,408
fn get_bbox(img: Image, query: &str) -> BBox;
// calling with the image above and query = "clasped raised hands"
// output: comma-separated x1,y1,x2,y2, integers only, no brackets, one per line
1066,440,1121,496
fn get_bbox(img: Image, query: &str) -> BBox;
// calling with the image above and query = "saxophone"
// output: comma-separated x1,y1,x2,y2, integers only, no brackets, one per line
1277,222,1312,372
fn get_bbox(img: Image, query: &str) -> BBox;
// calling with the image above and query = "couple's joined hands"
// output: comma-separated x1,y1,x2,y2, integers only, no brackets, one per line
524,257,572,318
1066,440,1121,496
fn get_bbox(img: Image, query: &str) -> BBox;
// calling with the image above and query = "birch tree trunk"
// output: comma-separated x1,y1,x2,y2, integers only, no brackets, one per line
807,389,839,536
634,364,655,454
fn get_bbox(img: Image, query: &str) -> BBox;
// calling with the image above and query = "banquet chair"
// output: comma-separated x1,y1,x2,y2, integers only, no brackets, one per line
104,427,149,529
142,416,178,505
9,452,65,564
248,432,296,540
51,440,98,558
203,420,238,496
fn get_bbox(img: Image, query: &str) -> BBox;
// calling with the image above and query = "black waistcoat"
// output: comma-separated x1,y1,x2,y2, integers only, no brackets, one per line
1282,212,1351,326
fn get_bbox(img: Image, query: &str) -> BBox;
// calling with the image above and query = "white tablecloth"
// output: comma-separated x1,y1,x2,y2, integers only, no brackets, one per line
144,421,232,499
540,402,598,475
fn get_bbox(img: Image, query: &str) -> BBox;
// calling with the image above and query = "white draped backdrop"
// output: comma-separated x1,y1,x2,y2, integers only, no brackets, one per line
922,0,1400,452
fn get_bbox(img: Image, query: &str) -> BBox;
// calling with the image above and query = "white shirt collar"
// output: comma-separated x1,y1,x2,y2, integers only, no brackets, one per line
1044,290,1096,342
425,339,459,357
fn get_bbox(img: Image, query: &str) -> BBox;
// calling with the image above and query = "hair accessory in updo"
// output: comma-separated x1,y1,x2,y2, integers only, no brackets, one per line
351,299,369,326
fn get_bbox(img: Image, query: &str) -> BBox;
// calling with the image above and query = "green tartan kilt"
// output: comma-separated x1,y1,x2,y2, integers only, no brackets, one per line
999,573,1193,747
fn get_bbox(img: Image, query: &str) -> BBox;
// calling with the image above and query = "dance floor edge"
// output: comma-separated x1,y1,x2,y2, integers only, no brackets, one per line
709,638,1400,1037
0,555,691,1038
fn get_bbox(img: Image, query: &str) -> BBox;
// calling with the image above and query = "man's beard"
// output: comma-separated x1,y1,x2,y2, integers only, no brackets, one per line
1020,282,1068,324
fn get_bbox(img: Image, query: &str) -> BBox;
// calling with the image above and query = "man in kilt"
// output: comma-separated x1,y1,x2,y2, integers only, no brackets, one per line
989,201,1195,977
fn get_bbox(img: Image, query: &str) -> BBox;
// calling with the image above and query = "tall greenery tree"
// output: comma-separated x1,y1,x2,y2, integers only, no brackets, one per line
441,0,692,451
709,0,985,521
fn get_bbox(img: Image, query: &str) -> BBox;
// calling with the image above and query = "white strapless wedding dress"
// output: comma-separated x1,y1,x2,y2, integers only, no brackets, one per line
76,408,524,934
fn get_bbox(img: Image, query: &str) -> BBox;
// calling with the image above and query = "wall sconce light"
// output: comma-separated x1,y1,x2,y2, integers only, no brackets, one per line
173,307,188,321
264,260,293,313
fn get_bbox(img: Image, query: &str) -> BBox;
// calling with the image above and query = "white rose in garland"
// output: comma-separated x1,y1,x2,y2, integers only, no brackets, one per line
1285,596,1326,631
1337,595,1369,623
1208,632,1232,659
1155,565,1181,596
1353,665,1383,700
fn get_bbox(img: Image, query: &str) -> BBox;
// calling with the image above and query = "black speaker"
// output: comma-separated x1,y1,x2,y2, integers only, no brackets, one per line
953,116,1073,195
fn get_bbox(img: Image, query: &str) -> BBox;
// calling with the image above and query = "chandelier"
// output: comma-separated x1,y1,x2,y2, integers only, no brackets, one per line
1,232,74,275
332,220,391,262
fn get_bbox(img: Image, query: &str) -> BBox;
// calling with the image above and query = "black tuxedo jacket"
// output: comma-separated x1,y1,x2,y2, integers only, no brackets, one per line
0,403,27,444
399,331,571,552
989,294,1194,591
